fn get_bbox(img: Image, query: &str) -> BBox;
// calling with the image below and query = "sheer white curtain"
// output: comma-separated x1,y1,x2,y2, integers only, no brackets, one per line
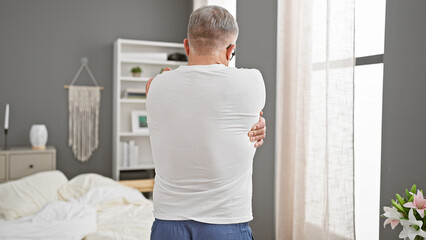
275,0,355,239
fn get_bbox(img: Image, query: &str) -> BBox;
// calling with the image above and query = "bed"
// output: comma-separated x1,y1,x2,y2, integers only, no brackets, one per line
0,170,155,240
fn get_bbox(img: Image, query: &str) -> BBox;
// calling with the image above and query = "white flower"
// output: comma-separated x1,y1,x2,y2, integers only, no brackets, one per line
399,209,426,240
383,206,403,229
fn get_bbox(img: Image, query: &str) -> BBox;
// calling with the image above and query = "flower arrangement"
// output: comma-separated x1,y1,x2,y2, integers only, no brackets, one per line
383,184,426,240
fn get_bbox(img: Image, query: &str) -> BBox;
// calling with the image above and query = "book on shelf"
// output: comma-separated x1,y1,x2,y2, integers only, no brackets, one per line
120,141,140,168
122,88,146,99
128,141,139,167
120,141,128,168
125,96,146,100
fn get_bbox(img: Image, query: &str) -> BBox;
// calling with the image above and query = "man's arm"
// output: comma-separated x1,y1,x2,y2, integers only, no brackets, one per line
147,68,267,148
146,67,171,95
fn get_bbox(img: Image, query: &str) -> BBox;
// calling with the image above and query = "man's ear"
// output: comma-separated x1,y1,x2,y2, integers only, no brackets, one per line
226,44,236,60
183,39,190,56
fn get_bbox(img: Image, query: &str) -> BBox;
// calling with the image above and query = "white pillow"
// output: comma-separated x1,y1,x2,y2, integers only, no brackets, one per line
59,173,122,201
0,170,68,220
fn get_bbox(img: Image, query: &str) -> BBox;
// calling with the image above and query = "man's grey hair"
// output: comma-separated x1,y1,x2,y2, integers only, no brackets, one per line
187,5,239,55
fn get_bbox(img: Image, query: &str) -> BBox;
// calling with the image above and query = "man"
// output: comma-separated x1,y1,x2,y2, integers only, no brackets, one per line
146,5,266,240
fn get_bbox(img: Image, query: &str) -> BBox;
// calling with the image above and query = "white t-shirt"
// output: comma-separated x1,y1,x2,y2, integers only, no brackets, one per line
146,64,266,224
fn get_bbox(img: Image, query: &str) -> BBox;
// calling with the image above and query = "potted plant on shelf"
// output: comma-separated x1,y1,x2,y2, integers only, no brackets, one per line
131,66,142,77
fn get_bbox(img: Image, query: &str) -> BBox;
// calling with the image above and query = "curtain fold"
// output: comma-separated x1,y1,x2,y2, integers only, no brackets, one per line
275,0,355,239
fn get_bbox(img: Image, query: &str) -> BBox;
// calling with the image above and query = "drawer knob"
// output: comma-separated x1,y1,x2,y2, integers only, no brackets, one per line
29,164,34,169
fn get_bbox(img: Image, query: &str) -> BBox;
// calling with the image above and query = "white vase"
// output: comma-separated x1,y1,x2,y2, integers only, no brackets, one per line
29,124,48,150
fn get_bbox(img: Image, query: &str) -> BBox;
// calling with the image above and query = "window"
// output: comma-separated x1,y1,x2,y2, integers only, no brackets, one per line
354,0,386,239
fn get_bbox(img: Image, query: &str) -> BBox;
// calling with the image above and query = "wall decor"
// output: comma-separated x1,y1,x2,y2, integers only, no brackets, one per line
65,58,102,162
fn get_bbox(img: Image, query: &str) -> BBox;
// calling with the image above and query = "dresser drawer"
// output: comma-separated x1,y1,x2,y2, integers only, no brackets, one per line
9,153,54,180
0,154,6,181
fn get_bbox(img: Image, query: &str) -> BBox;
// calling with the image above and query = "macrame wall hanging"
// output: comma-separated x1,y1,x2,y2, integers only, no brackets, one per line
64,58,103,162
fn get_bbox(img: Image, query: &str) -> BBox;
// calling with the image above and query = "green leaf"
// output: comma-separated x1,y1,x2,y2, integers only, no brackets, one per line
396,194,406,205
406,189,410,199
392,199,407,214
411,184,417,194
409,195,414,202
131,66,142,73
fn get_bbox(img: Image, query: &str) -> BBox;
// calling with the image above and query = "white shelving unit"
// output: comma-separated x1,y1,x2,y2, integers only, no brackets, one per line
120,99,147,103
113,39,187,180
121,76,151,82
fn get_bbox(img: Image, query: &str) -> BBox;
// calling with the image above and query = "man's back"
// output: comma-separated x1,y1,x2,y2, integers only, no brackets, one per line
147,64,265,224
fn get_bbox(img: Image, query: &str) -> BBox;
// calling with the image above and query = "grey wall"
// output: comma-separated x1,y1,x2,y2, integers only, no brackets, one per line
0,1,277,239
0,0,192,179
380,0,426,239
237,0,277,239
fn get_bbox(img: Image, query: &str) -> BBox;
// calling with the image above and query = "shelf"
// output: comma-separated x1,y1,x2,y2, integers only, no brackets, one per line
120,58,187,66
120,130,149,137
118,38,184,48
120,99,146,103
121,76,151,82
114,39,185,180
119,163,155,171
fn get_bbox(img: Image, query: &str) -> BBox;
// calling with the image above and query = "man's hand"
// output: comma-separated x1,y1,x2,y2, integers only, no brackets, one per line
146,67,171,96
248,111,266,148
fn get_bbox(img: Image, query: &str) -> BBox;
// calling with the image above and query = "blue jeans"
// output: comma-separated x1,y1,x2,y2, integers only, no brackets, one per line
150,219,254,240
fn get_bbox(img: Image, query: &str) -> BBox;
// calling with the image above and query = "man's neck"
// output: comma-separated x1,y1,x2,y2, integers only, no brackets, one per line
187,54,228,66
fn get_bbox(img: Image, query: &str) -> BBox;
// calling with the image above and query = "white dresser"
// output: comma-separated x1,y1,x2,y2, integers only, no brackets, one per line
0,146,56,183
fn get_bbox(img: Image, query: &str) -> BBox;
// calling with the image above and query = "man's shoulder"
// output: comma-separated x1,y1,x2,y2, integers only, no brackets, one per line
229,67,261,74
222,67,263,82
154,66,263,84
231,67,264,84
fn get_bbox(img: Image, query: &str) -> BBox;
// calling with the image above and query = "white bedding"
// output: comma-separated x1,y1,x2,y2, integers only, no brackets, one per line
0,200,96,240
0,174,154,240
82,186,154,240
0,171,68,220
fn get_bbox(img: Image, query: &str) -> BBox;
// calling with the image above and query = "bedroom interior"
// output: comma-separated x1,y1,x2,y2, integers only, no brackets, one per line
0,0,425,240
